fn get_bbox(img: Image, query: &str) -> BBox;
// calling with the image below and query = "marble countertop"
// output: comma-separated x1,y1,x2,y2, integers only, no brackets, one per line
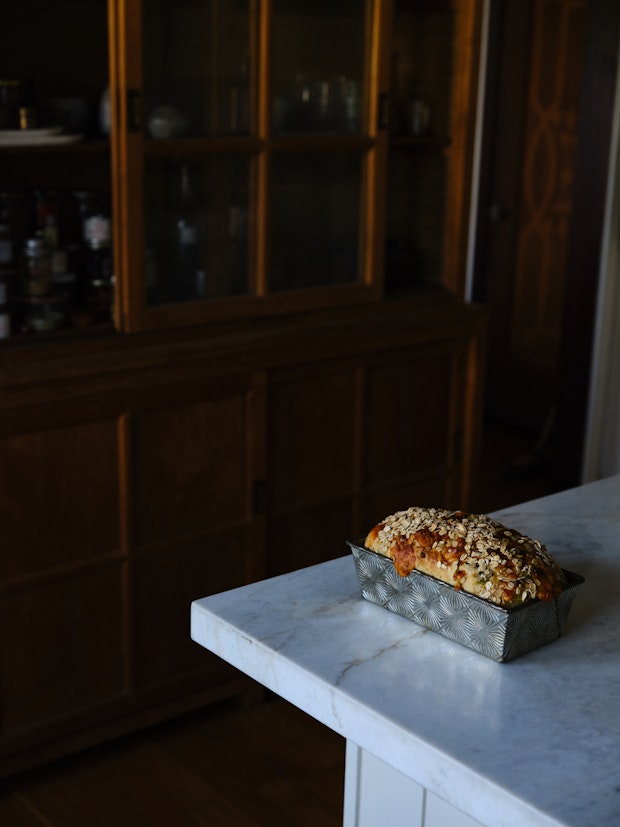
191,475,620,827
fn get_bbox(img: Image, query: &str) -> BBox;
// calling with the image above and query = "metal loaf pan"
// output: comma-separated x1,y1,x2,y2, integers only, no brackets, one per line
348,540,584,662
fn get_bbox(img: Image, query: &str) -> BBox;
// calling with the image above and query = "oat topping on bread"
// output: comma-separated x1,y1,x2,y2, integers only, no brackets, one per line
365,507,567,608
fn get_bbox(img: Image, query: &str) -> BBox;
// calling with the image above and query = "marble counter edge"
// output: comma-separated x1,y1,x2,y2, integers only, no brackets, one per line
191,581,564,827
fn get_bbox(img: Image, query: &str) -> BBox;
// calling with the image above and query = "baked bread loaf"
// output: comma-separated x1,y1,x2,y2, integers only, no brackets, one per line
365,507,567,608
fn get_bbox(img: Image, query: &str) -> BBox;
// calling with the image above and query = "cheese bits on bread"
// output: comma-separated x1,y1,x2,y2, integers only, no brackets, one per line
365,507,567,608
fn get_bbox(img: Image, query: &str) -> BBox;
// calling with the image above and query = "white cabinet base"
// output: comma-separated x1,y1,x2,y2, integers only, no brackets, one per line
343,741,483,827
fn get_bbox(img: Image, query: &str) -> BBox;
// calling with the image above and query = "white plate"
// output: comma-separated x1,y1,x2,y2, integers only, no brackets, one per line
0,128,82,147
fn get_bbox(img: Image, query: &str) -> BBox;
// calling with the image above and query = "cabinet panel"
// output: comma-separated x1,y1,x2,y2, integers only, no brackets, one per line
0,563,125,733
0,419,120,581
132,390,252,545
364,348,455,481
266,501,353,577
133,528,250,689
268,365,358,512
362,345,465,518
130,377,261,691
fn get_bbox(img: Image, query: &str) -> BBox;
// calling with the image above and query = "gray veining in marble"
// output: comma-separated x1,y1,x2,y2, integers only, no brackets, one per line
191,475,620,827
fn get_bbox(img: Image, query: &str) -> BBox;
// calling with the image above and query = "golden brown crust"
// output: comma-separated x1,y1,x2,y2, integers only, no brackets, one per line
365,507,567,607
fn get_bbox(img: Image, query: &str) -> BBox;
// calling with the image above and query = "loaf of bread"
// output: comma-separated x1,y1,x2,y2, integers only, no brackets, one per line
365,507,567,608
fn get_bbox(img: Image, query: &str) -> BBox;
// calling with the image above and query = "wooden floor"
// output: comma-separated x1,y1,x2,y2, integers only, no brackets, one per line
0,695,345,827
0,419,552,827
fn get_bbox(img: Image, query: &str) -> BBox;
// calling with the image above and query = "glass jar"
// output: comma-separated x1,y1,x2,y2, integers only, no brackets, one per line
22,294,67,333
24,236,53,298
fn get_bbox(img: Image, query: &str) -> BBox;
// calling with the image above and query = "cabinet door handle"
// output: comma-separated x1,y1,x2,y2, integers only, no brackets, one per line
127,89,143,132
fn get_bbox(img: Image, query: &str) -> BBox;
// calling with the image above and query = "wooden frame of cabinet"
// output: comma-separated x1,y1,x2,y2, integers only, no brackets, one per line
0,0,485,777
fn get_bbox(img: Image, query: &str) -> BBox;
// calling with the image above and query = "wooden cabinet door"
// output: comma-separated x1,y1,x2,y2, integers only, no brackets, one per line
385,0,482,297
265,361,360,576
0,369,265,771
361,343,468,527
0,407,126,757
265,337,475,577
129,373,265,697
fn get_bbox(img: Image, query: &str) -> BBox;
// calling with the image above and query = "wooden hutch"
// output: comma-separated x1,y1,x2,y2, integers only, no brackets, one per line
0,0,485,775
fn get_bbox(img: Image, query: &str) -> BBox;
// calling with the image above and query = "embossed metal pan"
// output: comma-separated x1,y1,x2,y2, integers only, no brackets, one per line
348,540,585,662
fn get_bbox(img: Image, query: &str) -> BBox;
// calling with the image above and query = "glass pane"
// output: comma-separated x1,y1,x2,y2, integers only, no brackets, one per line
143,0,250,137
391,4,454,138
144,156,250,305
385,151,447,290
272,0,366,135
271,153,361,290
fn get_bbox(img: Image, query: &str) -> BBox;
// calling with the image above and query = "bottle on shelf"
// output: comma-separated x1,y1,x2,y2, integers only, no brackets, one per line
174,163,204,301
69,190,115,324
23,235,53,299
0,189,117,334
83,211,114,323
36,190,59,253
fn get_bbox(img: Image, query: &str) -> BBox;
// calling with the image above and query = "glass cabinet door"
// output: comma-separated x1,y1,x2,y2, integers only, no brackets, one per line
269,0,369,294
113,0,385,331
271,0,366,136
140,0,252,309
143,155,250,305
383,0,480,297
143,0,251,138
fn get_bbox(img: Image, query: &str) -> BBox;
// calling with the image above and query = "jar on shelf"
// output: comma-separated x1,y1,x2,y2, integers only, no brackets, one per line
83,212,112,249
35,190,59,252
23,236,53,298
22,294,67,333
83,215,114,322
